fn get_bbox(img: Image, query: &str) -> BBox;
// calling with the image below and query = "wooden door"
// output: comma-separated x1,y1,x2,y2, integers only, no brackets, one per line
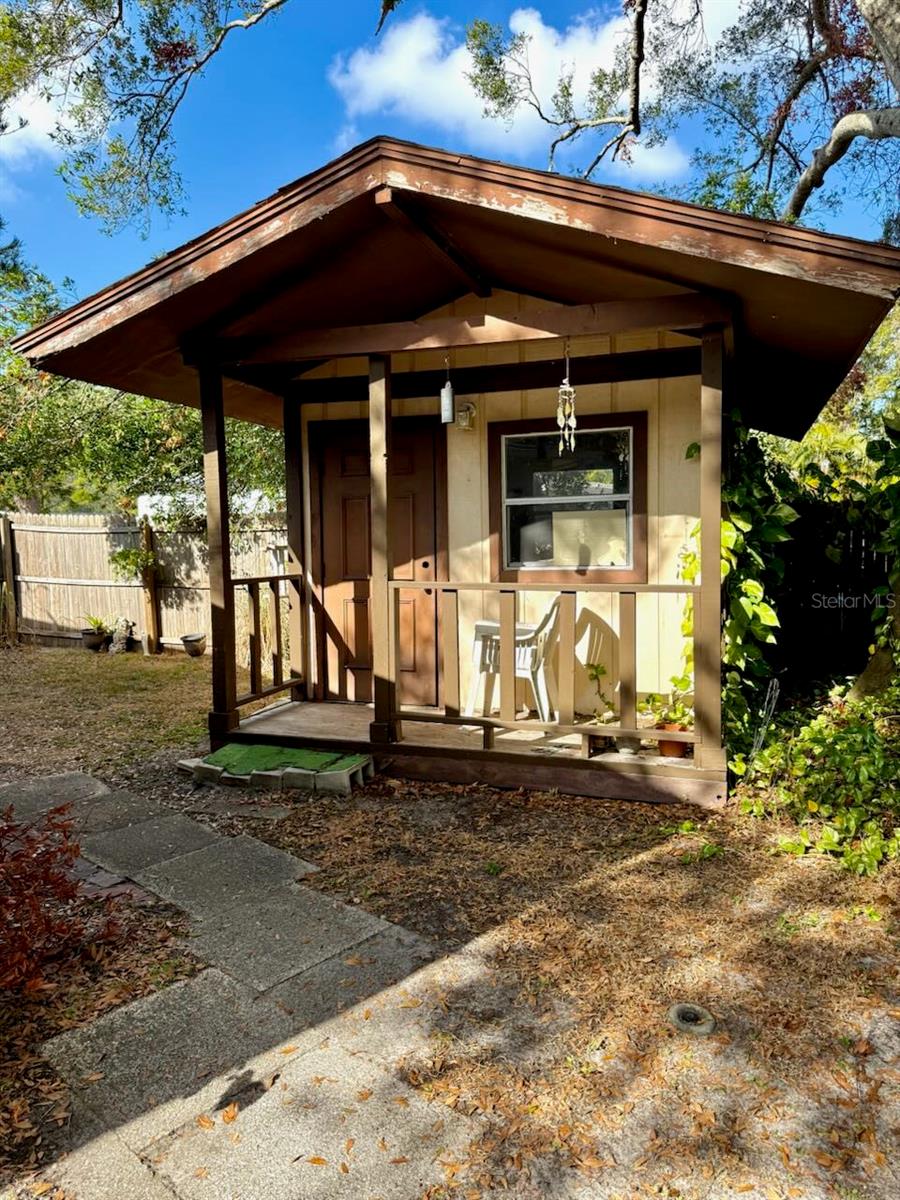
311,418,440,706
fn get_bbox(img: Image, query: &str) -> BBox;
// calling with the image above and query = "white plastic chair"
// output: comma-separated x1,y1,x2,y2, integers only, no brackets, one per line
464,598,559,722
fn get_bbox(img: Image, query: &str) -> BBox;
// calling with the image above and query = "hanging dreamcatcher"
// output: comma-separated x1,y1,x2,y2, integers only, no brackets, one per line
556,340,577,455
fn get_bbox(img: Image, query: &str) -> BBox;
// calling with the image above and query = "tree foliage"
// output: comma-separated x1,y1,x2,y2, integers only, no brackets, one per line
0,257,284,514
466,1,900,235
0,0,300,231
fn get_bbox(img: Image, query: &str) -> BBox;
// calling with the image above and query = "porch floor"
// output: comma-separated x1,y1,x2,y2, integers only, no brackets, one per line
234,700,727,808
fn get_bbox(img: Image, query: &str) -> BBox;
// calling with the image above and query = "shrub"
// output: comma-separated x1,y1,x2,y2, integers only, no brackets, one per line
0,804,109,991
739,689,900,875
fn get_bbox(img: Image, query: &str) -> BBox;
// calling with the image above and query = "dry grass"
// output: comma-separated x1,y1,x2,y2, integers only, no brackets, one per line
252,780,900,1198
0,644,210,781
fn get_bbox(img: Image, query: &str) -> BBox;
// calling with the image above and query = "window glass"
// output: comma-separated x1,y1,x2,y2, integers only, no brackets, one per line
504,430,631,500
502,428,633,571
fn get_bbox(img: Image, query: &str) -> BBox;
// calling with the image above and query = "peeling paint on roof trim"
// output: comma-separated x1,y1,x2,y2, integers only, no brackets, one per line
12,134,900,364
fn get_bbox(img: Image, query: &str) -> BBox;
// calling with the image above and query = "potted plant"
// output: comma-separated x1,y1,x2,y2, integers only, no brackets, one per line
81,615,113,652
645,677,694,758
586,662,641,755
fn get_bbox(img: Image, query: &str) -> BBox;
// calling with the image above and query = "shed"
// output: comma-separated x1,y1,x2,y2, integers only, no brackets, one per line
14,137,900,805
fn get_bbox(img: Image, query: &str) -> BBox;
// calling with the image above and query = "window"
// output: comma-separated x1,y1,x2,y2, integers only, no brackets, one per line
489,414,647,583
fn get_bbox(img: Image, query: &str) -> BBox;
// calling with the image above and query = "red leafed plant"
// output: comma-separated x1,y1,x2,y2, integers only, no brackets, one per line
0,804,115,992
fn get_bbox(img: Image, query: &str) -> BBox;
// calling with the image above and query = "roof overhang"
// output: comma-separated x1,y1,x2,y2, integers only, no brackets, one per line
13,136,900,437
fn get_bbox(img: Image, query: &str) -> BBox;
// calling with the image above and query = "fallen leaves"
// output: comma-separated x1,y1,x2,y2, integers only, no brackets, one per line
0,886,197,1181
196,1114,215,1130
221,1102,239,1124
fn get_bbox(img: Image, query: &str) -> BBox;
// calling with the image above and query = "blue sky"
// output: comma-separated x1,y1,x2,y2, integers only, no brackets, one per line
0,0,883,302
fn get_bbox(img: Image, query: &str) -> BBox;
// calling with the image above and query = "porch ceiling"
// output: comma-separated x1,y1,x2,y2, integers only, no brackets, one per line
13,137,900,438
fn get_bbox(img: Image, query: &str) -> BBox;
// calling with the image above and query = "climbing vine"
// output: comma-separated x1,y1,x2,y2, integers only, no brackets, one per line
726,411,900,874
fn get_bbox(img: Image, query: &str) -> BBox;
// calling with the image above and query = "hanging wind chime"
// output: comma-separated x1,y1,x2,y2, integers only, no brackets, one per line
440,354,456,425
557,340,577,455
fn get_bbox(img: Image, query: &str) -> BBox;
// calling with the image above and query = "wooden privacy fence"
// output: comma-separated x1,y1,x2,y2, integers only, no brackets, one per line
0,512,288,653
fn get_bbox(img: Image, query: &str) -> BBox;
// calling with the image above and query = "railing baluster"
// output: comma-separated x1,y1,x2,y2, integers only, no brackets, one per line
499,588,516,722
556,590,576,725
269,577,283,687
691,591,701,750
248,581,262,698
619,591,637,731
441,588,460,717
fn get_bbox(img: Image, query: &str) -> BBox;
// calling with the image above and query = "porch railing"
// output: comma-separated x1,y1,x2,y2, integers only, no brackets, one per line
231,571,302,706
387,580,703,756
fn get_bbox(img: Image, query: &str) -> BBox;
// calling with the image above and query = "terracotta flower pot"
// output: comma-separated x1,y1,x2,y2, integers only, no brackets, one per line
657,722,688,758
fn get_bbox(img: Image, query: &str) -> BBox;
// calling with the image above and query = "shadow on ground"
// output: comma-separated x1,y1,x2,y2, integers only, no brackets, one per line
3,767,899,1200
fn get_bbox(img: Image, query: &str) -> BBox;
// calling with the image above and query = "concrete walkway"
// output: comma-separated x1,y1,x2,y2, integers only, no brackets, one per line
3,773,497,1200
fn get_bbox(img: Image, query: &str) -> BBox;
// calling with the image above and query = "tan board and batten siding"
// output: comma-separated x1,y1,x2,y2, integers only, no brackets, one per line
299,291,699,713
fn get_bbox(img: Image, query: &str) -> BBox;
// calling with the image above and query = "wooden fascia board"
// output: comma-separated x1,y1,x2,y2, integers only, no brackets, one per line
219,292,728,365
373,187,492,298
377,142,900,294
13,145,391,362
13,135,900,369
287,344,700,403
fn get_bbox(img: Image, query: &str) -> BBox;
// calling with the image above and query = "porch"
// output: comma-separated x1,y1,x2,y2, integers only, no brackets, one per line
221,558,724,806
235,697,725,807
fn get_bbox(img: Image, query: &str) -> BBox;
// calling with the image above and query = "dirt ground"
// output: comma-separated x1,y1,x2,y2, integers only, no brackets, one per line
2,645,899,1197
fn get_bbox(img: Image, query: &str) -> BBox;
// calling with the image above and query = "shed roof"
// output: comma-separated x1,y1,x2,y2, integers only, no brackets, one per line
13,136,900,437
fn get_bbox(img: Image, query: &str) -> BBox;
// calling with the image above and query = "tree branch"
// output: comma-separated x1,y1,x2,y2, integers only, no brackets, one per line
783,106,900,220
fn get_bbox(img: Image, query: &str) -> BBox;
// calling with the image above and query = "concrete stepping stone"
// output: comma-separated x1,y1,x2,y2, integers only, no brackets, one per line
42,967,294,1153
44,1107,175,1200
148,1042,479,1200
136,834,316,918
70,789,167,835
0,771,109,823
266,926,436,1031
186,886,395,991
80,813,221,876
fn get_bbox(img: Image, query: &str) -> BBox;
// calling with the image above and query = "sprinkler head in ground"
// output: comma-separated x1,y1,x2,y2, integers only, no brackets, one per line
668,1002,717,1036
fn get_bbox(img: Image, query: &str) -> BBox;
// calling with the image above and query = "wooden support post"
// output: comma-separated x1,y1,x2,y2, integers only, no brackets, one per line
139,518,161,654
695,329,725,770
619,591,637,731
499,589,517,722
200,362,238,745
556,591,576,725
0,515,17,642
283,397,307,701
441,588,460,717
368,355,401,743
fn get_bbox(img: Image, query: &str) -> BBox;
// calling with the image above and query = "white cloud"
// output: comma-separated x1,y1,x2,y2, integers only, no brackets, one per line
0,86,65,168
328,6,728,182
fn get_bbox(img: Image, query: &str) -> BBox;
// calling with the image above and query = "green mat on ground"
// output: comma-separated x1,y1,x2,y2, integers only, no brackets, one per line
204,743,369,775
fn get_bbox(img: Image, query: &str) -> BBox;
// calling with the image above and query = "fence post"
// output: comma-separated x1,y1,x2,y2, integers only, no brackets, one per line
140,518,161,654
0,516,17,641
